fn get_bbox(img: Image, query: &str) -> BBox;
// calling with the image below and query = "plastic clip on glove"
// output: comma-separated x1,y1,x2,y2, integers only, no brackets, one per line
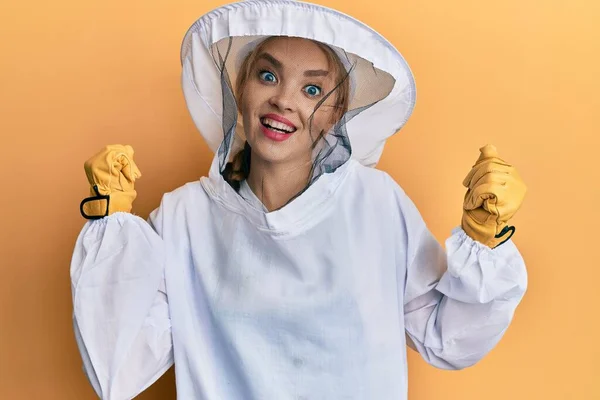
80,145,142,219
461,144,527,248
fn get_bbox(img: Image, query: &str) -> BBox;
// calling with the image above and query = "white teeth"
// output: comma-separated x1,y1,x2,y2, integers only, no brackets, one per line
261,117,295,133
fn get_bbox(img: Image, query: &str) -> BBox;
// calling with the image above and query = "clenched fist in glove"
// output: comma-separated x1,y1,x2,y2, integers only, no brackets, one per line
80,145,142,219
461,144,527,248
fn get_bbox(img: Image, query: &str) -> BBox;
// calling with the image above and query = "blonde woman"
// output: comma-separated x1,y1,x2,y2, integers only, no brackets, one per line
72,1,527,399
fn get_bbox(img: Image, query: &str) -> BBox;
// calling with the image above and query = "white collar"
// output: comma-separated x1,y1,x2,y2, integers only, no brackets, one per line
238,180,268,212
201,155,356,235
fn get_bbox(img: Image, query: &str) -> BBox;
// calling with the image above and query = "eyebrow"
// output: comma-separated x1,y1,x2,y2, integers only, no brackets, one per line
304,69,329,77
257,53,282,69
257,52,330,77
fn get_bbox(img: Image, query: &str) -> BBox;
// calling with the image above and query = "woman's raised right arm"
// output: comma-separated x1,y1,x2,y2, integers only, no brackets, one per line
71,212,174,400
71,146,173,399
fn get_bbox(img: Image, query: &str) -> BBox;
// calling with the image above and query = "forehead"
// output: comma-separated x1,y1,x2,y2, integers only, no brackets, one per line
257,37,330,71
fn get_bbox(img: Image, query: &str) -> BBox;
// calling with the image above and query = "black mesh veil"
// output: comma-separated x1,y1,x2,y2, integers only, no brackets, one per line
208,35,396,208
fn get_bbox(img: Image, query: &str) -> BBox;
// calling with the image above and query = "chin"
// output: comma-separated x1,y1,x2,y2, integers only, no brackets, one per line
251,141,293,164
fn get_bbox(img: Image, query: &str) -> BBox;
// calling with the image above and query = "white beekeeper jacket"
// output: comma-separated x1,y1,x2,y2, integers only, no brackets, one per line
70,1,527,399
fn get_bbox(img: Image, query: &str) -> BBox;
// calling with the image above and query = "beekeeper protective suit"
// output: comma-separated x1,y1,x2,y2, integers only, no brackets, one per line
71,1,528,399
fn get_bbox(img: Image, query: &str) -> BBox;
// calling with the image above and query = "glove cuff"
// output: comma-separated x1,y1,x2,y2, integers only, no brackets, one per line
461,212,515,249
80,189,137,219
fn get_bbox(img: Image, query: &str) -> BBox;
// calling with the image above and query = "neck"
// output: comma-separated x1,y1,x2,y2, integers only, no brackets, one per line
246,155,312,212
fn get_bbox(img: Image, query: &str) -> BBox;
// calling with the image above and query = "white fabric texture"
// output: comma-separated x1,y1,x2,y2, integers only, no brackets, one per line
238,179,268,212
71,158,527,399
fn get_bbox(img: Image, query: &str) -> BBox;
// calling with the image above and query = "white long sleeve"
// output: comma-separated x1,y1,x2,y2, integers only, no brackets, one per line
395,185,528,370
70,211,174,399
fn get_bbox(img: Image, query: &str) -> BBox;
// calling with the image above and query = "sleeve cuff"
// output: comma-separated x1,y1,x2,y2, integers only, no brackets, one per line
435,227,526,304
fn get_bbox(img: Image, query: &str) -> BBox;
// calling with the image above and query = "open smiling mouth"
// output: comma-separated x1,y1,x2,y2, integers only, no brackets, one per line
260,117,297,134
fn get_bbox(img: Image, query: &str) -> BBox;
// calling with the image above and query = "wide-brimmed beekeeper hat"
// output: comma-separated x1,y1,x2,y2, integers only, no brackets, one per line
180,0,416,174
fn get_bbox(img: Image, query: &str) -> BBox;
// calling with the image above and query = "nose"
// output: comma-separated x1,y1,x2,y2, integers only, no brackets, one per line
269,84,295,112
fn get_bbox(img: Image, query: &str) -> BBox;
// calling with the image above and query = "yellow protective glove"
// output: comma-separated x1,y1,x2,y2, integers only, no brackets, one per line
461,144,527,248
80,145,142,219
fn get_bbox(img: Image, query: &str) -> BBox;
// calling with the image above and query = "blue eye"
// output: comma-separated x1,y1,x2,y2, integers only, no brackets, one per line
304,85,322,97
259,71,277,83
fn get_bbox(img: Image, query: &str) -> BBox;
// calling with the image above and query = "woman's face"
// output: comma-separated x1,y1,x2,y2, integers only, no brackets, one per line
239,37,341,167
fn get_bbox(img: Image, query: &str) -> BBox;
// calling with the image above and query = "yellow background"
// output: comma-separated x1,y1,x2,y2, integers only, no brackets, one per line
1,0,598,398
